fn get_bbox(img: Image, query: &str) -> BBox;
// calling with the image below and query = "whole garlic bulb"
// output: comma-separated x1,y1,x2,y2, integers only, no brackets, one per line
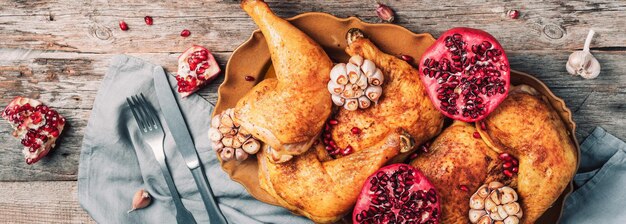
208,108,261,162
469,181,523,224
566,29,601,79
327,55,384,111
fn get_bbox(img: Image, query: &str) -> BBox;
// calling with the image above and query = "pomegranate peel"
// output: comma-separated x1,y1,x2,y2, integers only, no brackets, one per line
419,27,510,122
2,97,65,164
176,45,221,97
353,164,441,223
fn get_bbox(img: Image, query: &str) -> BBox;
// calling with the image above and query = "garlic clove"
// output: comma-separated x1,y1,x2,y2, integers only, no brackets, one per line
368,68,384,86
211,115,221,128
242,138,261,154
221,136,234,147
499,187,518,204
208,128,222,142
128,189,152,213
477,184,490,198
358,96,372,109
218,126,233,134
497,205,509,220
220,147,234,161
235,148,248,161
346,63,361,84
330,63,349,85
490,209,504,221
503,202,521,215
469,209,487,223
488,181,504,190
356,72,369,90
232,138,243,149
349,55,364,67
327,80,345,95
484,197,497,213
236,132,250,144
238,127,250,136
470,193,485,210
211,141,224,153
490,190,502,205
365,85,383,102
343,98,359,111
331,94,345,106
220,113,234,127
361,59,377,77
477,215,492,224
504,215,519,224
341,84,355,98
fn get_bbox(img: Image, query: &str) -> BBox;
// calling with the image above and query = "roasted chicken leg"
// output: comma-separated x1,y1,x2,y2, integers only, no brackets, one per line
235,0,333,161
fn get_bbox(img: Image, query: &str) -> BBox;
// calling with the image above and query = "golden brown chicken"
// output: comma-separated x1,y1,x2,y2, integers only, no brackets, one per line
235,0,333,161
410,85,577,224
331,28,444,157
259,131,411,223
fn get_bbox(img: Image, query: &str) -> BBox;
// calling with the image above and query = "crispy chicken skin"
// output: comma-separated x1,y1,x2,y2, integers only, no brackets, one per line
236,0,333,157
410,121,500,223
411,85,577,224
258,132,408,223
332,29,444,156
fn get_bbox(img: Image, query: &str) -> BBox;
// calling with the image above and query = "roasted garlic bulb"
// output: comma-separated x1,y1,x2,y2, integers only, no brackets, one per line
209,108,261,161
469,181,523,224
327,55,384,111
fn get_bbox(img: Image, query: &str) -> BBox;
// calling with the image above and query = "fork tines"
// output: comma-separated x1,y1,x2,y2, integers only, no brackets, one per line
126,93,160,132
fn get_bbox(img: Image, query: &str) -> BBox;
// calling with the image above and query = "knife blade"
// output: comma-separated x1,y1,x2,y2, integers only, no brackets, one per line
153,66,228,224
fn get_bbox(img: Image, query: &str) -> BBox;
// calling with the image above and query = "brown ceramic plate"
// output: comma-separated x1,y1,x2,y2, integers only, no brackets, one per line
215,12,579,223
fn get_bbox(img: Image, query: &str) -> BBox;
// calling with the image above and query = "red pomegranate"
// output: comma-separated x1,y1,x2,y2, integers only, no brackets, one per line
419,27,510,122
175,45,221,97
2,97,66,164
353,164,441,224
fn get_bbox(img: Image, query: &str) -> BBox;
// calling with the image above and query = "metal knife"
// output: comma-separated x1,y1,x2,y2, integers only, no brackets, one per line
153,66,228,224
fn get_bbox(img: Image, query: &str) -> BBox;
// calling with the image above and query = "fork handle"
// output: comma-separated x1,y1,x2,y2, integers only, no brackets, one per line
156,156,197,224
191,166,228,224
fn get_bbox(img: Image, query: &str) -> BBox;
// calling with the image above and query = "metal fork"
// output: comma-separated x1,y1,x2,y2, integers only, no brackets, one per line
127,94,197,224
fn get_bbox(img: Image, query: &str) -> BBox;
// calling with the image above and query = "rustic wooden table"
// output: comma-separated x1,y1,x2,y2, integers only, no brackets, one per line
1,0,624,222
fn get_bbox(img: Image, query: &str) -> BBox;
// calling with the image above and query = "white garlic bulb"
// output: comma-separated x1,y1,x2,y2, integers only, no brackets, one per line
566,29,601,79
469,182,523,224
327,55,385,111
208,108,261,162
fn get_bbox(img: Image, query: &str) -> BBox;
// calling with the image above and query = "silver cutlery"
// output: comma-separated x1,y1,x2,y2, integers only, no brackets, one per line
153,66,227,224
127,94,197,224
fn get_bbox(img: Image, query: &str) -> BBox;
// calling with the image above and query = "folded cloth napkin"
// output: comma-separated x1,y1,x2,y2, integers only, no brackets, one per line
77,55,311,224
560,127,626,223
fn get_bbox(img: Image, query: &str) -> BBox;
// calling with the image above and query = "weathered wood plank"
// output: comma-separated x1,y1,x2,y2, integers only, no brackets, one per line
0,181,94,223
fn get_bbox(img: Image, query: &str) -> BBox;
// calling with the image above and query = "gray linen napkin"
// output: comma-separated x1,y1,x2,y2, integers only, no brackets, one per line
77,55,311,224
560,127,626,223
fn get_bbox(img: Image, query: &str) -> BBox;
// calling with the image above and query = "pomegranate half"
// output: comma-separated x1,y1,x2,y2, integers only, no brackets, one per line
176,45,221,97
2,97,66,164
353,164,441,224
419,27,510,122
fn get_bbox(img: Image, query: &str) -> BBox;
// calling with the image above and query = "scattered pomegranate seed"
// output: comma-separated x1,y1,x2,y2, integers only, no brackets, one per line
512,167,519,173
498,153,511,161
399,54,414,62
472,131,481,139
144,16,153,25
244,75,255,81
507,10,520,19
119,20,129,31
342,145,354,155
503,162,512,169
459,185,469,192
503,169,513,177
329,119,338,125
351,127,361,134
180,29,191,37
480,121,487,130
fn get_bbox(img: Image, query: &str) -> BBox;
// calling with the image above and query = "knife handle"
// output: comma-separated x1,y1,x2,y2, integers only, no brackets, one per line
191,166,228,224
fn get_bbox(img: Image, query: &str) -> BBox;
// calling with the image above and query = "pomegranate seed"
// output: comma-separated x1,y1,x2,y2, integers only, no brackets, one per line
472,132,481,139
325,124,331,131
313,139,320,145
180,29,191,37
503,169,513,177
507,10,520,19
119,20,129,31
498,153,511,161
399,54,414,62
342,145,354,155
512,167,519,173
503,162,512,169
324,133,331,139
329,119,338,125
325,146,333,151
351,127,361,134
244,76,255,81
144,16,153,25
459,185,469,192
511,158,519,166
26,158,33,164
329,141,337,147
409,153,418,160
480,121,487,130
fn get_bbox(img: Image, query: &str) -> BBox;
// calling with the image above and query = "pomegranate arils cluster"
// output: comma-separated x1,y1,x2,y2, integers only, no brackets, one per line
176,45,221,97
321,119,354,156
209,108,261,162
353,164,440,224
2,97,65,164
419,27,510,122
499,153,519,177
469,181,523,224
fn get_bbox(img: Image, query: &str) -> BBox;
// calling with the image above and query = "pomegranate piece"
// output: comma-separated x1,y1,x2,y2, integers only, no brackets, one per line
176,45,221,97
419,27,510,122
353,164,441,224
2,97,65,164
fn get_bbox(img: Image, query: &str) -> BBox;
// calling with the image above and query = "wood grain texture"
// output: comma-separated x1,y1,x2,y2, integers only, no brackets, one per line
0,0,625,221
